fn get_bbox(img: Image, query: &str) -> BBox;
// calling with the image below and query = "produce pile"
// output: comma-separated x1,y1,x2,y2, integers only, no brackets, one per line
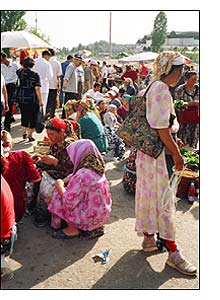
174,99,188,112
180,148,199,172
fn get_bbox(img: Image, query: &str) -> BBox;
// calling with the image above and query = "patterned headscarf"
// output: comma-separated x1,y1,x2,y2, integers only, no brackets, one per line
63,99,79,112
152,51,184,80
66,139,105,176
46,117,78,139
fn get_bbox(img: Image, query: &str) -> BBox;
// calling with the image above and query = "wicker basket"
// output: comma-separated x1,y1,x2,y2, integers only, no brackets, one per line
176,168,199,199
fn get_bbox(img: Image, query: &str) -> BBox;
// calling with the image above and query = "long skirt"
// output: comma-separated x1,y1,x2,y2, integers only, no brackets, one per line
135,150,176,241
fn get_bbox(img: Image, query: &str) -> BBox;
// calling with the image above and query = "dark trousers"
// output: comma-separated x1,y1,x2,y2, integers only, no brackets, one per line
100,78,109,93
4,83,16,131
61,91,79,119
77,82,84,100
46,89,57,119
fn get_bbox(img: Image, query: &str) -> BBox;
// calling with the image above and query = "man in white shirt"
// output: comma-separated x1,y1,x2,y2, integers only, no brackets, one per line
46,49,62,119
1,52,18,132
33,50,53,115
62,54,82,118
82,82,104,102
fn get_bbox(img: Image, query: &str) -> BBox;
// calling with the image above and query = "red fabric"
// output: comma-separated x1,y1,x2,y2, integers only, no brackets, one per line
121,70,138,83
1,175,15,239
140,65,148,78
117,106,129,120
19,49,29,64
33,51,39,59
177,106,199,125
50,118,67,131
69,120,78,131
3,151,41,222
165,240,177,252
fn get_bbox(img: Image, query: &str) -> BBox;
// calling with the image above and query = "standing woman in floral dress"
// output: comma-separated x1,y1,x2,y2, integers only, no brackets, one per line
135,51,197,276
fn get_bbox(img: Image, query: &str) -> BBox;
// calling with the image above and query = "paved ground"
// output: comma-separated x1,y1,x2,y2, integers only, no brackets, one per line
2,112,199,289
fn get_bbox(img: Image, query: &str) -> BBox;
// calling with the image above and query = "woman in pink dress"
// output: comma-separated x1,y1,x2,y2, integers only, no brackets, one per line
48,139,112,240
135,51,197,276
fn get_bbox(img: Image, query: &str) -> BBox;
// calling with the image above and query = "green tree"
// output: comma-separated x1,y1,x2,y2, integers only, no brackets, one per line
1,11,27,32
151,11,167,52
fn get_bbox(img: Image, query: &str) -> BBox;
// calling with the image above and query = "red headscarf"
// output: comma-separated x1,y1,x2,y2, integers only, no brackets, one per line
46,118,67,132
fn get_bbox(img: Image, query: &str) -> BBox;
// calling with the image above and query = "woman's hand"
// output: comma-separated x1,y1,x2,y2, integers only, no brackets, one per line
39,100,44,107
55,179,64,189
40,155,58,166
4,104,9,113
176,138,184,149
32,153,42,164
55,179,65,197
172,153,184,171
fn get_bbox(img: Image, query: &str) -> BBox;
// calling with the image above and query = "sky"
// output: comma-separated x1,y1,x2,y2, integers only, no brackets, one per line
24,10,199,49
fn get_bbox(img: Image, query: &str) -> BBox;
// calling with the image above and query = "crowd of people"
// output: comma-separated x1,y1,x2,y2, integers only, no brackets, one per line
1,49,199,281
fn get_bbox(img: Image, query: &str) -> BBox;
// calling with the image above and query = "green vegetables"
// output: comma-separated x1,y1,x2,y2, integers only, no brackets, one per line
174,99,188,112
180,148,199,171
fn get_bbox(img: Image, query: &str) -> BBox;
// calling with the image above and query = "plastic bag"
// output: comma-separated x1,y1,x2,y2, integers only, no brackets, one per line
35,107,45,133
38,171,56,207
160,166,187,210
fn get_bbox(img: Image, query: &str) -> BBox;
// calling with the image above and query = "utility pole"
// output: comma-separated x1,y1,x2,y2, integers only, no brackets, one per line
109,11,112,58
35,11,38,31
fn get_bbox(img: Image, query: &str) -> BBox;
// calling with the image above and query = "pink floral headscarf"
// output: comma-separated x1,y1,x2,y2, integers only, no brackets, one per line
66,139,105,175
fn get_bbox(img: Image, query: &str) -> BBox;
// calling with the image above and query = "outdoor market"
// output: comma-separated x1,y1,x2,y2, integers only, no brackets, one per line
1,10,199,290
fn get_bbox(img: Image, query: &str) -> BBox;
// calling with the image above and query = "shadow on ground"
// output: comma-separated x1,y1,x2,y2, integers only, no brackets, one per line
2,216,97,289
91,249,197,289
105,162,135,225
176,199,199,221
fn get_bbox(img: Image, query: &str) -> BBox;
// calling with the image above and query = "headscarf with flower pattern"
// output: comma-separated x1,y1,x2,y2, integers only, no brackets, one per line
66,139,105,176
63,99,80,112
152,51,185,80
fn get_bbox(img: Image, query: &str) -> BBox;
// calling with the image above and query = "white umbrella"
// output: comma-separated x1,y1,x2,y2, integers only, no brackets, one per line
1,30,52,49
118,52,158,63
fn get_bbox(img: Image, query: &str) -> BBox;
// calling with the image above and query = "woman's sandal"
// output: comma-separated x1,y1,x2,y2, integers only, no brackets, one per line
80,227,104,240
52,229,80,240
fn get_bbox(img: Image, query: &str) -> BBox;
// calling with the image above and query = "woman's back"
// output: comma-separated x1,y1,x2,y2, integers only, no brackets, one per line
16,68,40,104
78,112,107,152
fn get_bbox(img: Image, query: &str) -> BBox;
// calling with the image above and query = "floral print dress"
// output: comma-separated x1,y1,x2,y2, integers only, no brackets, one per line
48,167,112,230
135,81,177,241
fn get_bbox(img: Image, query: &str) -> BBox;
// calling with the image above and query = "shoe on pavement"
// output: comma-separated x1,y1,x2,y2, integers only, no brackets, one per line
142,235,158,252
166,249,197,276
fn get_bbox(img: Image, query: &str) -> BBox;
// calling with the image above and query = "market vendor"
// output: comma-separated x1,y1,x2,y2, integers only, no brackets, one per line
32,117,79,227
